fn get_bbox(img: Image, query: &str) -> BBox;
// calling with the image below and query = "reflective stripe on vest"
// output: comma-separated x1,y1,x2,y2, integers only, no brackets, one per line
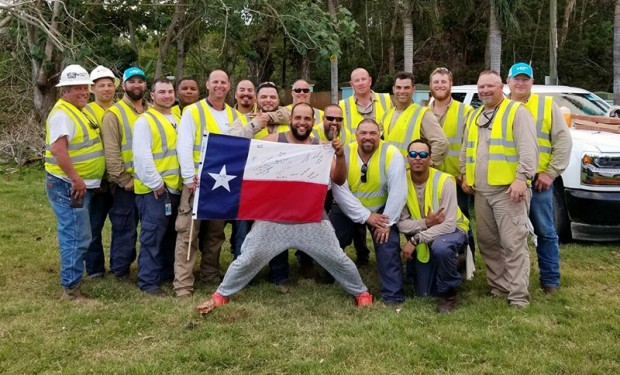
465,100,520,186
133,109,182,194
436,101,471,177
340,92,393,133
523,94,553,173
189,100,240,171
345,141,397,211
382,103,426,157
108,100,142,175
45,99,105,180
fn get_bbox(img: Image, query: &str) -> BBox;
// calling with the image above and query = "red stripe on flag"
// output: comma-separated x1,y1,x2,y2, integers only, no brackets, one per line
237,180,328,222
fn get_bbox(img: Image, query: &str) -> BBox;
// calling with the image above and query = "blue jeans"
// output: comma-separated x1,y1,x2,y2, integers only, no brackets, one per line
45,173,93,289
329,204,405,303
85,182,113,276
136,192,179,291
109,187,138,277
408,230,466,297
231,220,252,259
529,186,561,287
456,184,476,257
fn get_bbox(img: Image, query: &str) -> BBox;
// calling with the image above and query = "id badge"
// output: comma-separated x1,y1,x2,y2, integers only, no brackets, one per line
165,197,172,216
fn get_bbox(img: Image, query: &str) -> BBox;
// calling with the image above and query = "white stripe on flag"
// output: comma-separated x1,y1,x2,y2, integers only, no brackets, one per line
243,139,334,184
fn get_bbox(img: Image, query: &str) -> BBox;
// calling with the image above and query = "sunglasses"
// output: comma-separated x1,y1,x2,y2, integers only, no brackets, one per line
360,164,368,183
324,116,343,122
408,151,430,159
292,88,311,93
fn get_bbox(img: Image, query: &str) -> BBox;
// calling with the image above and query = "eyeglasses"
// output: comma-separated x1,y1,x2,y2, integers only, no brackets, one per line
292,88,310,93
324,116,343,122
360,164,368,183
408,151,430,159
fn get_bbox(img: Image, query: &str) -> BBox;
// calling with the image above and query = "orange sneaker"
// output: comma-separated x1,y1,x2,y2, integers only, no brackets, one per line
196,292,229,315
355,291,373,307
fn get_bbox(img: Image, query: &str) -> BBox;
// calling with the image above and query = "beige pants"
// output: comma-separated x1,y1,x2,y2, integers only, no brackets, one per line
475,188,531,306
173,185,226,296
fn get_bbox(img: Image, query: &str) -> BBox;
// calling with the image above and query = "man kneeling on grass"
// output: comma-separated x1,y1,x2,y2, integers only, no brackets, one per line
196,103,373,314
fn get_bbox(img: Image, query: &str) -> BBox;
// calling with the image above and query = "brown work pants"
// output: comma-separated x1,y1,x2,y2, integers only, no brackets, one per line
475,188,531,307
172,185,226,297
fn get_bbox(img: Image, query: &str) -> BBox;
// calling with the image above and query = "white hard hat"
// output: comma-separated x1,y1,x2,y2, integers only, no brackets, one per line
56,64,94,87
90,65,120,87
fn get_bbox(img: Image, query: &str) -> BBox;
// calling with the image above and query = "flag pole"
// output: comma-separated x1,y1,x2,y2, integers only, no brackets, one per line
186,218,195,261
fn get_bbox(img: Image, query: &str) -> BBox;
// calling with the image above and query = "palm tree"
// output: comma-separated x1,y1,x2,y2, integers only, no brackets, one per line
486,0,523,74
614,0,620,104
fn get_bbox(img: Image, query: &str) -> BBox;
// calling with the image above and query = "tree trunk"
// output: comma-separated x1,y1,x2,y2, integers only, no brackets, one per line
155,0,185,78
175,2,188,80
328,0,339,103
403,10,413,73
549,0,558,84
488,0,502,73
614,0,620,104
559,0,576,48
388,0,399,74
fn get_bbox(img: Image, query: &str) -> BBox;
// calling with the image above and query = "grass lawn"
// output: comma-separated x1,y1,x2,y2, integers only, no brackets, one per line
1,167,619,374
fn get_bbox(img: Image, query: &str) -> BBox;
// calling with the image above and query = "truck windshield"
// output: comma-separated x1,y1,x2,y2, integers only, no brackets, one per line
546,93,610,116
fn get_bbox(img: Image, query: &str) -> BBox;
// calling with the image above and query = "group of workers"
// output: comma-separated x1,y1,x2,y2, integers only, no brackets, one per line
44,61,571,313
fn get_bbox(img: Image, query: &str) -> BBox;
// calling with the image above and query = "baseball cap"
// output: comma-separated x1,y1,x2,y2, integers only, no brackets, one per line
122,67,146,82
508,62,533,78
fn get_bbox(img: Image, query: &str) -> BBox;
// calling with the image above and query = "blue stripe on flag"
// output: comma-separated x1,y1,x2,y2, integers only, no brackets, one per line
195,133,250,220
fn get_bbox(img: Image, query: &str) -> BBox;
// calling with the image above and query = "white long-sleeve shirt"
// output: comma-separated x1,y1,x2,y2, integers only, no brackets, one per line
177,100,233,184
332,151,407,226
133,113,180,194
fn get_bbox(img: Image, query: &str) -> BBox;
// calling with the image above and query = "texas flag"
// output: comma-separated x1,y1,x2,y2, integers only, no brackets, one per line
193,133,334,223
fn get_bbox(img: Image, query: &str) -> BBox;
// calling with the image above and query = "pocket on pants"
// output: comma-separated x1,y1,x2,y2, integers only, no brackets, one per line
510,214,532,239
178,191,194,215
140,220,160,248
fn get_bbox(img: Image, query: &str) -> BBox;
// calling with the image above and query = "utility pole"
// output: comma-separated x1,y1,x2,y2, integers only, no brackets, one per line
549,0,558,85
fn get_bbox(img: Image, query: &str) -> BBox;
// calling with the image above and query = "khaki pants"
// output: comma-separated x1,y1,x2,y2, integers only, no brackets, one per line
475,188,531,306
173,185,226,296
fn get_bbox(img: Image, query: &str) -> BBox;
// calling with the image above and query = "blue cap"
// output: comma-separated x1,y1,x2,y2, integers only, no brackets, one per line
508,62,533,78
122,67,146,82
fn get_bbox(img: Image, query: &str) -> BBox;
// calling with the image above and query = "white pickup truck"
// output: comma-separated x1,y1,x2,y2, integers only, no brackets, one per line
451,85,620,242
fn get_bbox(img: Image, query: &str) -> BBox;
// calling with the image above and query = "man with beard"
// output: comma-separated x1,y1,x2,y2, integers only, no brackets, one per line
428,67,476,261
101,67,149,283
196,103,373,313
397,139,469,312
234,80,257,114
45,65,105,300
330,118,408,305
174,70,241,298
83,65,119,279
172,77,200,117
382,71,448,164
459,70,538,308
285,79,323,126
230,82,314,291
132,77,182,296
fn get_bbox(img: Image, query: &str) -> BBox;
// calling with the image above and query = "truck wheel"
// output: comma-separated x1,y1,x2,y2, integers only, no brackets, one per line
553,180,572,243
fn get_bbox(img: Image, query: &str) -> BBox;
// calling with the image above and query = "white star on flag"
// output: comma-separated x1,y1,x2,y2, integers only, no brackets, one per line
208,165,237,192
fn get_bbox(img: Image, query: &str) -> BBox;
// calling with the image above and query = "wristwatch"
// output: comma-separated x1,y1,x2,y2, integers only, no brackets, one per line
409,235,418,246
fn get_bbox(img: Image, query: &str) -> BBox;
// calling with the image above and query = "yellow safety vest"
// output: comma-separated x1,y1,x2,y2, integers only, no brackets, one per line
406,168,470,263
134,109,182,194
434,100,472,177
107,100,145,176
171,105,181,118
83,102,108,130
339,92,393,132
345,140,400,211
185,99,240,172
285,104,323,125
523,94,553,173
45,99,105,180
465,99,521,186
234,113,289,140
311,124,353,144
382,103,428,158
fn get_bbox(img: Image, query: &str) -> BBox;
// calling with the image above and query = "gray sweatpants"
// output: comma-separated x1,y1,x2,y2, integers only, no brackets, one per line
216,220,368,297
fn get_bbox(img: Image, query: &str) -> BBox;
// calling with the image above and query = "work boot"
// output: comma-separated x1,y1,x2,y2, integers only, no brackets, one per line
61,286,91,301
437,289,457,313
355,291,373,307
196,292,229,315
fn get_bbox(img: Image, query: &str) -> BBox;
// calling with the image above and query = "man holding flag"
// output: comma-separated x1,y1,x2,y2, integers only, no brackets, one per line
196,103,373,313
